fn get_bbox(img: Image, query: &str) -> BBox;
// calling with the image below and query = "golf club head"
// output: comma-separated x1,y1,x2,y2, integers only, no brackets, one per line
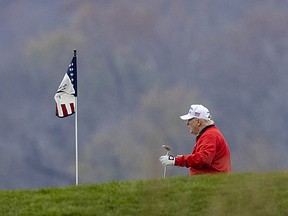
162,145,171,179
162,144,171,152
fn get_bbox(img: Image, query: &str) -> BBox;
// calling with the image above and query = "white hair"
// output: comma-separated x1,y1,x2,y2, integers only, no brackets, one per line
200,119,215,126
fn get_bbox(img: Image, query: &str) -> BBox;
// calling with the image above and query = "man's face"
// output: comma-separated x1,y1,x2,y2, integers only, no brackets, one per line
186,118,200,135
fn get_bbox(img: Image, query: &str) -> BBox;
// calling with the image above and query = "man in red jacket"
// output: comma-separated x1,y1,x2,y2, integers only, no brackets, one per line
159,104,231,175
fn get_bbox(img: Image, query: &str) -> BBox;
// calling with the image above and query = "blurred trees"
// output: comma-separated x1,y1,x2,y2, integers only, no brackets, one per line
80,85,200,183
0,0,288,188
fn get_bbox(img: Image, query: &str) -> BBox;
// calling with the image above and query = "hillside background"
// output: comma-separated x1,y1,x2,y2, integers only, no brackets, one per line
1,0,288,189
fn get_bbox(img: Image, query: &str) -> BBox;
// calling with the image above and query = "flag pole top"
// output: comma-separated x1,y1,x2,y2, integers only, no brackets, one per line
74,49,77,56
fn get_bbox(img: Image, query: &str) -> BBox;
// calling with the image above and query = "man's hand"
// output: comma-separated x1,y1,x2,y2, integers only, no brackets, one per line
159,155,175,166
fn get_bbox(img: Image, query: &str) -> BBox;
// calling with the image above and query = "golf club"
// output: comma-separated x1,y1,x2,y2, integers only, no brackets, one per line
162,144,172,178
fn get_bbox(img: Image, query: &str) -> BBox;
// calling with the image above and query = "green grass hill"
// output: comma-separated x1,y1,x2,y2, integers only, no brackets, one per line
0,172,287,216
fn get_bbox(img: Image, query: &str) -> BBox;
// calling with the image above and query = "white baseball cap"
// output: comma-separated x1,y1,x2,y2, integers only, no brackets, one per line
180,104,212,120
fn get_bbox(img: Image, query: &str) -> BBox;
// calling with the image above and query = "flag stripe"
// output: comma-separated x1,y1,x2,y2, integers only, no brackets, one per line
70,103,75,113
61,104,68,117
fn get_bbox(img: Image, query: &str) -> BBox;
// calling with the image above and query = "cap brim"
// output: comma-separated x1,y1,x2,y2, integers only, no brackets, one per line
180,114,194,120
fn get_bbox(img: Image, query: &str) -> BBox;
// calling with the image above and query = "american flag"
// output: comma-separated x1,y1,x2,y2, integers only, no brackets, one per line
194,112,200,117
54,53,77,118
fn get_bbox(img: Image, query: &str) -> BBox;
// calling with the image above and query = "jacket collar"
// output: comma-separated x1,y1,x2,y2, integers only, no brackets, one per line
196,124,215,140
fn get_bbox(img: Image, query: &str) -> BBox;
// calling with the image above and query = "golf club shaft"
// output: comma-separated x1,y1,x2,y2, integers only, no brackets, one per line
163,150,169,178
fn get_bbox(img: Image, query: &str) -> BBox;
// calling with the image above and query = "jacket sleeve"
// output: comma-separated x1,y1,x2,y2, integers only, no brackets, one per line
174,135,217,168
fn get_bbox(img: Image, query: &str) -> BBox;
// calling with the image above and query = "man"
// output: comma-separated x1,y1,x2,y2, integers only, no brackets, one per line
159,104,231,175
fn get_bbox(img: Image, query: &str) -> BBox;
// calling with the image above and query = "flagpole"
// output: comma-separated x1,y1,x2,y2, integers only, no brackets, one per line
75,97,78,185
74,49,79,186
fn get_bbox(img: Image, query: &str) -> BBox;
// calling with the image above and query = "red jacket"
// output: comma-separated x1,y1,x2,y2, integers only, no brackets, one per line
174,125,231,175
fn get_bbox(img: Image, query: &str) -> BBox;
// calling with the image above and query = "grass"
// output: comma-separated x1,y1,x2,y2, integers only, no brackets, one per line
0,172,287,216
